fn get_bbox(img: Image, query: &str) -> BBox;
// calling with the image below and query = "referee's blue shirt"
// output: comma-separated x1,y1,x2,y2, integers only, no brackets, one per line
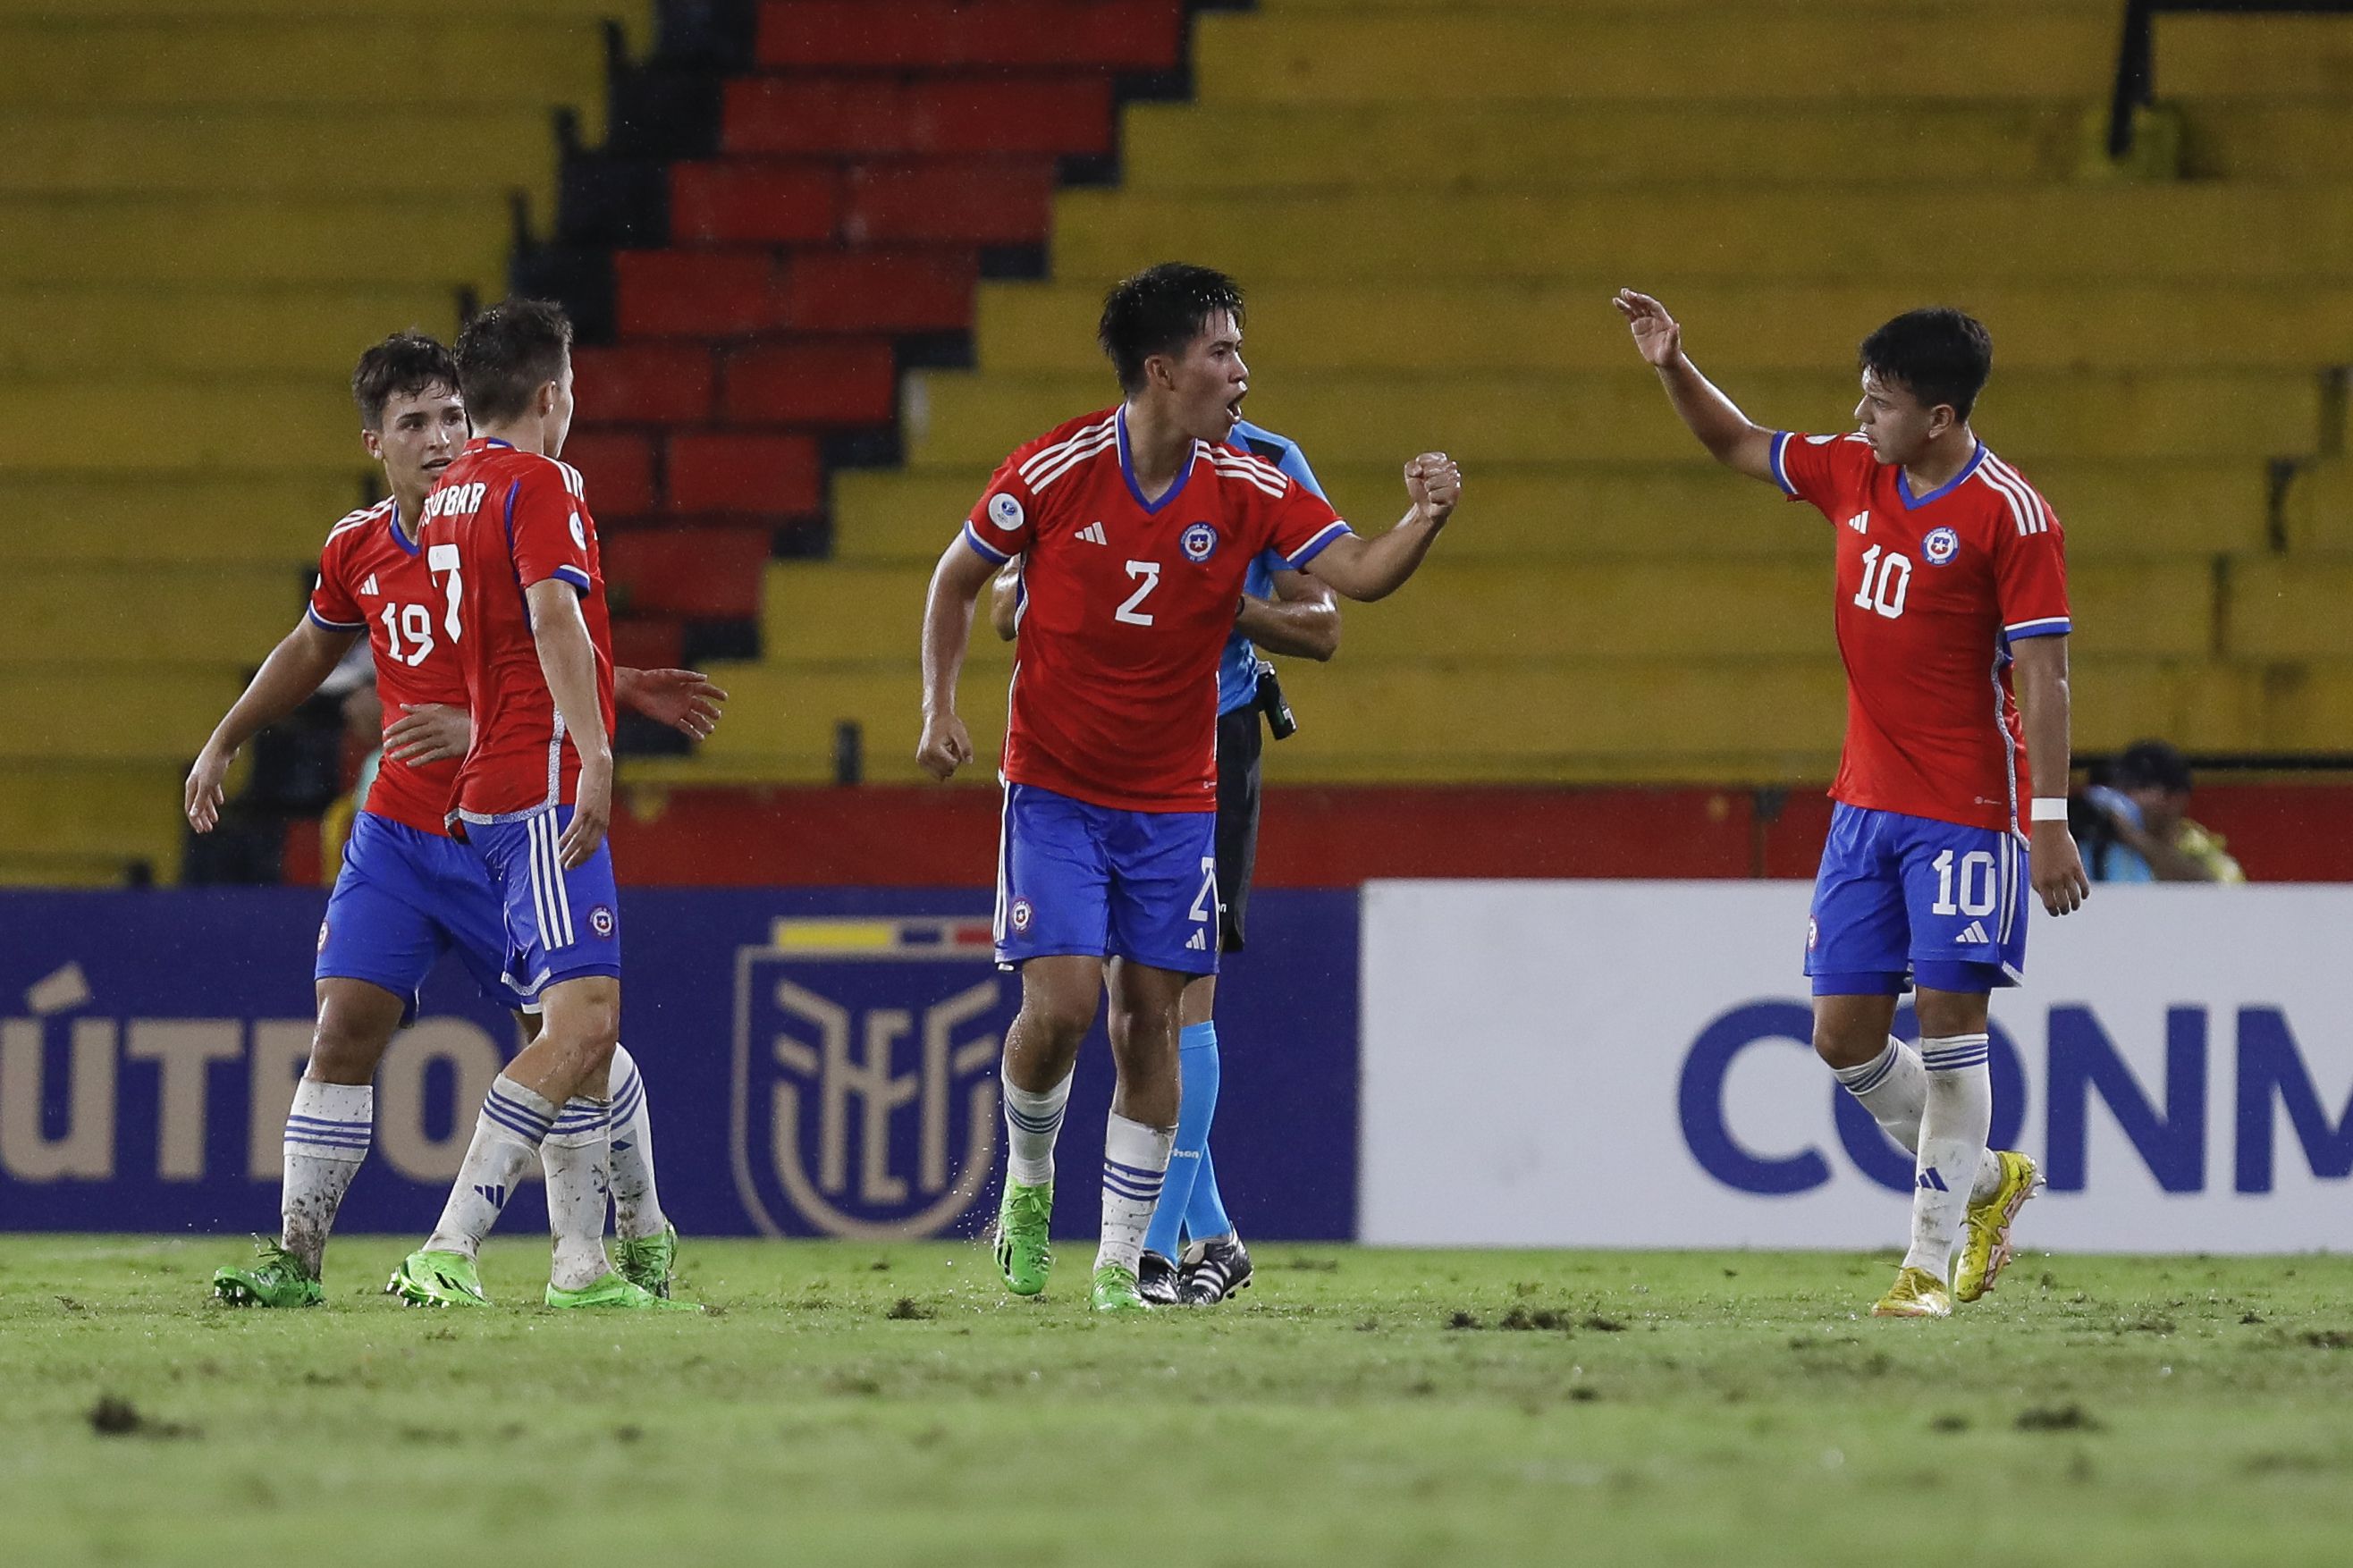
1219,419,1329,715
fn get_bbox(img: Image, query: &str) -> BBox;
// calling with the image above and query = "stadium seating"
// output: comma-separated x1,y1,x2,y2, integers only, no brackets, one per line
0,0,645,882
629,0,2353,788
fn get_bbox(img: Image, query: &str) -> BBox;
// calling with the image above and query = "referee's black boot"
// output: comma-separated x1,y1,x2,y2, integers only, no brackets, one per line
1137,1250,1181,1306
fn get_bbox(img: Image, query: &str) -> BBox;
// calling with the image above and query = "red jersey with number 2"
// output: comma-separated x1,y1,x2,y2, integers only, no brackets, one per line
308,497,467,838
419,436,615,824
963,407,1355,811
1772,432,2070,834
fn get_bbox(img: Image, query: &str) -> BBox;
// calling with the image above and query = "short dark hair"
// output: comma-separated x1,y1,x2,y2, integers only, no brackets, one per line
1098,263,1244,393
1858,308,1994,421
453,298,574,426
2114,738,2195,794
351,332,460,431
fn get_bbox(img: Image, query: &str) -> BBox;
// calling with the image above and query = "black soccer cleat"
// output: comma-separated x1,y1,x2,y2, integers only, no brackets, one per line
1176,1235,1252,1305
1137,1250,1180,1306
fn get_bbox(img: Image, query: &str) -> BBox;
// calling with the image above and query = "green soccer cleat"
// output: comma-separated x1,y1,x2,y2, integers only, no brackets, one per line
545,1271,702,1311
212,1237,323,1309
386,1249,491,1309
994,1180,1054,1297
1090,1262,1151,1315
614,1223,680,1299
1955,1151,2045,1303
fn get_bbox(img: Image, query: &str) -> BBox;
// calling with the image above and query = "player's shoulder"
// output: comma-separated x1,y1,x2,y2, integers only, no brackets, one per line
1228,419,1304,471
320,496,396,559
1961,447,2059,538
1006,407,1120,494
1202,439,1292,501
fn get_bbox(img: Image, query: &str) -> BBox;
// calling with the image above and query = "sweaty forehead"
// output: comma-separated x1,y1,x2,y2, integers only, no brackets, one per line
1859,367,1911,405
384,383,465,421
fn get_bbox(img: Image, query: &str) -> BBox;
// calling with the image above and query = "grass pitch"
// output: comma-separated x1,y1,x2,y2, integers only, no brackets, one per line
5,1238,2352,1567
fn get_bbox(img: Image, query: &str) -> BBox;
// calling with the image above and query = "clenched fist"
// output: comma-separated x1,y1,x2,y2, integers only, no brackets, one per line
1405,452,1463,527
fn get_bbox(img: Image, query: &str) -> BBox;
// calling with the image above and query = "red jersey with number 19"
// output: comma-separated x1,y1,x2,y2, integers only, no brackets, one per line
964,407,1355,811
307,497,469,838
1771,432,2070,835
418,436,615,824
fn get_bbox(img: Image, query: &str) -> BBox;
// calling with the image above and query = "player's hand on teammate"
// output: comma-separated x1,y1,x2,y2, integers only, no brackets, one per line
620,668,729,741
1614,289,1683,367
2030,820,2091,916
560,754,612,870
1405,452,1463,527
184,746,232,833
384,704,471,766
917,711,976,782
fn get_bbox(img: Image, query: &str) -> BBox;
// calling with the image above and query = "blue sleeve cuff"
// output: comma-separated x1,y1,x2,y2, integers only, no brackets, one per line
2005,617,2071,641
961,521,1012,564
551,564,592,594
1768,432,1798,497
1284,519,1354,569
307,605,365,632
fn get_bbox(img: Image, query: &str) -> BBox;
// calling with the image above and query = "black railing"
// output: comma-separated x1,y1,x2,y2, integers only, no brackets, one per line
2110,0,2353,157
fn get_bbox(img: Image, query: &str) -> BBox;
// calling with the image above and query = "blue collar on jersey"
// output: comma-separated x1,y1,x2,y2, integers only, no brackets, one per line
385,498,419,556
1897,442,1986,510
1116,405,1196,515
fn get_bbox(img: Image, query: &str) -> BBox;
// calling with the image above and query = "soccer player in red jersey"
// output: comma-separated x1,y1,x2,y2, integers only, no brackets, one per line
918,263,1463,1311
385,300,691,1310
188,333,720,1308
1618,289,2089,1317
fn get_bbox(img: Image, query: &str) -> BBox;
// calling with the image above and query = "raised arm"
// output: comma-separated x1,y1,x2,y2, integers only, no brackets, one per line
1302,453,1462,603
918,537,1000,780
1237,569,1339,662
1614,290,1778,484
526,578,612,870
2011,633,2088,915
186,616,360,831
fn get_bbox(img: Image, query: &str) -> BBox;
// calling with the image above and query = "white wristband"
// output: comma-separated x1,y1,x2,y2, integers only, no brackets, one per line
2029,797,2070,822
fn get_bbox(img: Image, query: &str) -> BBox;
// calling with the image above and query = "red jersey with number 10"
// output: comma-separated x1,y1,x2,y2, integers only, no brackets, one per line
307,497,468,837
418,436,615,823
1772,432,2071,835
963,407,1355,811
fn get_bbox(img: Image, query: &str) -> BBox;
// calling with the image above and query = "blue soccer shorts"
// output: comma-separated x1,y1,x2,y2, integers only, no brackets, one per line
316,810,536,1019
1806,802,2029,997
460,803,623,999
994,782,1219,976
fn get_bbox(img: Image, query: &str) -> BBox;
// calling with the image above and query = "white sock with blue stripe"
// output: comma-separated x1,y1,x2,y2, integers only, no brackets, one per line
1003,1072,1072,1188
1834,1038,2003,1203
543,1094,615,1293
1096,1111,1175,1276
1904,1034,1993,1282
281,1079,372,1277
426,1075,558,1260
604,1044,668,1242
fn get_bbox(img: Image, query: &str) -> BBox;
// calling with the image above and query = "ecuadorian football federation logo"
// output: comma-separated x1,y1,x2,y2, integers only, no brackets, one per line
1181,521,1219,562
1923,526,1961,566
988,493,1025,532
730,917,1013,1239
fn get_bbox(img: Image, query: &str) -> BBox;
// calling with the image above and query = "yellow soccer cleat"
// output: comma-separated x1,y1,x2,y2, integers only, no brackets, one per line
1871,1265,1952,1319
1954,1151,2045,1303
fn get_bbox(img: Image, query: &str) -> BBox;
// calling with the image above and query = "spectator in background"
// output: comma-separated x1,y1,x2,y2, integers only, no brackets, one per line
2083,739,2245,883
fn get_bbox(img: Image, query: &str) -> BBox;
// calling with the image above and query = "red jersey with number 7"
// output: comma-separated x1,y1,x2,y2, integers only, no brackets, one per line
307,496,468,838
1771,431,2070,835
418,436,615,825
962,406,1355,811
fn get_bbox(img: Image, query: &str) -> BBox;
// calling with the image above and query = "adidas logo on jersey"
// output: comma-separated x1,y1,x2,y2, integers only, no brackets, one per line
1076,521,1109,545
1845,511,1870,534
1955,921,1990,945
360,573,380,596
1186,930,1207,951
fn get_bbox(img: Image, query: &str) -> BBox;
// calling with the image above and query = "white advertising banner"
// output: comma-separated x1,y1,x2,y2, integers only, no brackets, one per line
1360,881,2353,1252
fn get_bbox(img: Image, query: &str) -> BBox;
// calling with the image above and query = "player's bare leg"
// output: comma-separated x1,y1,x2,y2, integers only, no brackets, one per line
395,976,626,1306
1092,959,1183,1312
992,956,1099,1296
214,978,405,1306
